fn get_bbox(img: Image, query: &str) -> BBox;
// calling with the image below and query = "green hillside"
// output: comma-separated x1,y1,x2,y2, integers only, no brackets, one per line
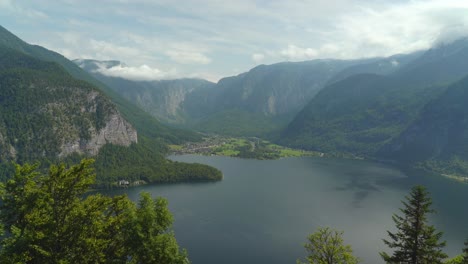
380,75,468,176
280,39,468,159
0,46,115,163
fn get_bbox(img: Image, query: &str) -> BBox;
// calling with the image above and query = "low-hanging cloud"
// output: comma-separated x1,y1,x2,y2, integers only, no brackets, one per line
252,53,265,63
94,62,178,81
434,24,468,46
280,45,318,61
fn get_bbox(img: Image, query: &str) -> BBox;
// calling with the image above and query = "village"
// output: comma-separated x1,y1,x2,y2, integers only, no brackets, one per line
169,135,321,159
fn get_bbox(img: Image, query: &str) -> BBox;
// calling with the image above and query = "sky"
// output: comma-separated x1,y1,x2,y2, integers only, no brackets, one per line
1,0,468,82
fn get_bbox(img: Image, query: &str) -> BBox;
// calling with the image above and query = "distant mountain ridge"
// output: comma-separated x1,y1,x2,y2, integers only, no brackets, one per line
280,37,468,176
77,55,420,136
74,59,216,124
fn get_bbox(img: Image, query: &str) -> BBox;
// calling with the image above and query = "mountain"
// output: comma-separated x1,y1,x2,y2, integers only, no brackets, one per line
396,37,468,87
74,59,216,124
0,46,137,162
329,52,423,84
192,60,372,136
379,75,468,175
0,26,199,144
77,59,374,136
0,26,221,185
280,38,468,158
196,54,422,137
77,54,427,138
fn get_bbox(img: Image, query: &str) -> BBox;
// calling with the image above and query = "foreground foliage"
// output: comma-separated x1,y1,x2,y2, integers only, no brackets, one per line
380,185,447,263
300,186,466,263
0,159,188,263
299,227,359,264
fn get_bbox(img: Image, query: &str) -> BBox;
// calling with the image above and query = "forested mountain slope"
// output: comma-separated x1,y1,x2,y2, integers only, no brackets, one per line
281,38,468,160
380,75,468,175
0,25,199,144
0,46,137,162
0,26,221,185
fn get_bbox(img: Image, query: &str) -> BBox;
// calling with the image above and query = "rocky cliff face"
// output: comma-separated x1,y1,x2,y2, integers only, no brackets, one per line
59,110,137,157
133,84,197,123
74,59,216,125
48,89,138,158
0,47,138,161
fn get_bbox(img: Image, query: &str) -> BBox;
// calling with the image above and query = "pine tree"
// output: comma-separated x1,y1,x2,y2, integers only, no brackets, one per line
380,185,447,264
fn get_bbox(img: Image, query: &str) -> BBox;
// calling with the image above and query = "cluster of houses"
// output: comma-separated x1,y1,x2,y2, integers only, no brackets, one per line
172,136,227,155
118,179,145,187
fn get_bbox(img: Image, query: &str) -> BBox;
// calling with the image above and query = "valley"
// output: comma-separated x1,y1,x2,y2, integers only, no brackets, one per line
169,135,320,159
1,7,468,262
68,33,468,183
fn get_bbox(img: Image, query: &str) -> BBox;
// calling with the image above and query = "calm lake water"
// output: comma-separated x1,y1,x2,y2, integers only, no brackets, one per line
104,155,468,264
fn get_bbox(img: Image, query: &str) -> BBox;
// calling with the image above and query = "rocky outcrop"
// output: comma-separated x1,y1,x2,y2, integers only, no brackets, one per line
59,112,137,157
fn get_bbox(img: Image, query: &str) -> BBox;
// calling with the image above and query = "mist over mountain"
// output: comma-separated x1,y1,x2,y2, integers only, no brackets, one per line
329,52,424,84
75,59,216,124
79,56,421,136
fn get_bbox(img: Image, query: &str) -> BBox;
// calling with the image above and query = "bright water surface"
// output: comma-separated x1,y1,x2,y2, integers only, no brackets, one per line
104,155,468,264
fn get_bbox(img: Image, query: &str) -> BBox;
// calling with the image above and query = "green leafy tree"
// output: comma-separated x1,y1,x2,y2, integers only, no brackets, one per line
444,239,468,264
126,192,188,264
463,239,468,264
380,185,447,264
0,159,188,263
298,227,359,264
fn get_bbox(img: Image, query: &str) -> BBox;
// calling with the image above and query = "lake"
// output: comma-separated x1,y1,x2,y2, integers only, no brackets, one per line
104,155,468,264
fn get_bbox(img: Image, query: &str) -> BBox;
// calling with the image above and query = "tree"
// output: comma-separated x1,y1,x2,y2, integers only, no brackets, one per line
0,159,188,263
380,185,447,264
463,239,468,264
126,192,188,264
299,227,359,264
444,240,468,264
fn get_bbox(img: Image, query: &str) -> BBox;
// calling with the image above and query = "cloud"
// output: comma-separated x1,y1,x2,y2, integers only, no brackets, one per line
280,45,318,61
320,0,468,58
0,0,12,8
5,0,468,80
434,24,468,46
94,62,178,81
0,0,48,19
165,50,211,65
252,53,265,64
